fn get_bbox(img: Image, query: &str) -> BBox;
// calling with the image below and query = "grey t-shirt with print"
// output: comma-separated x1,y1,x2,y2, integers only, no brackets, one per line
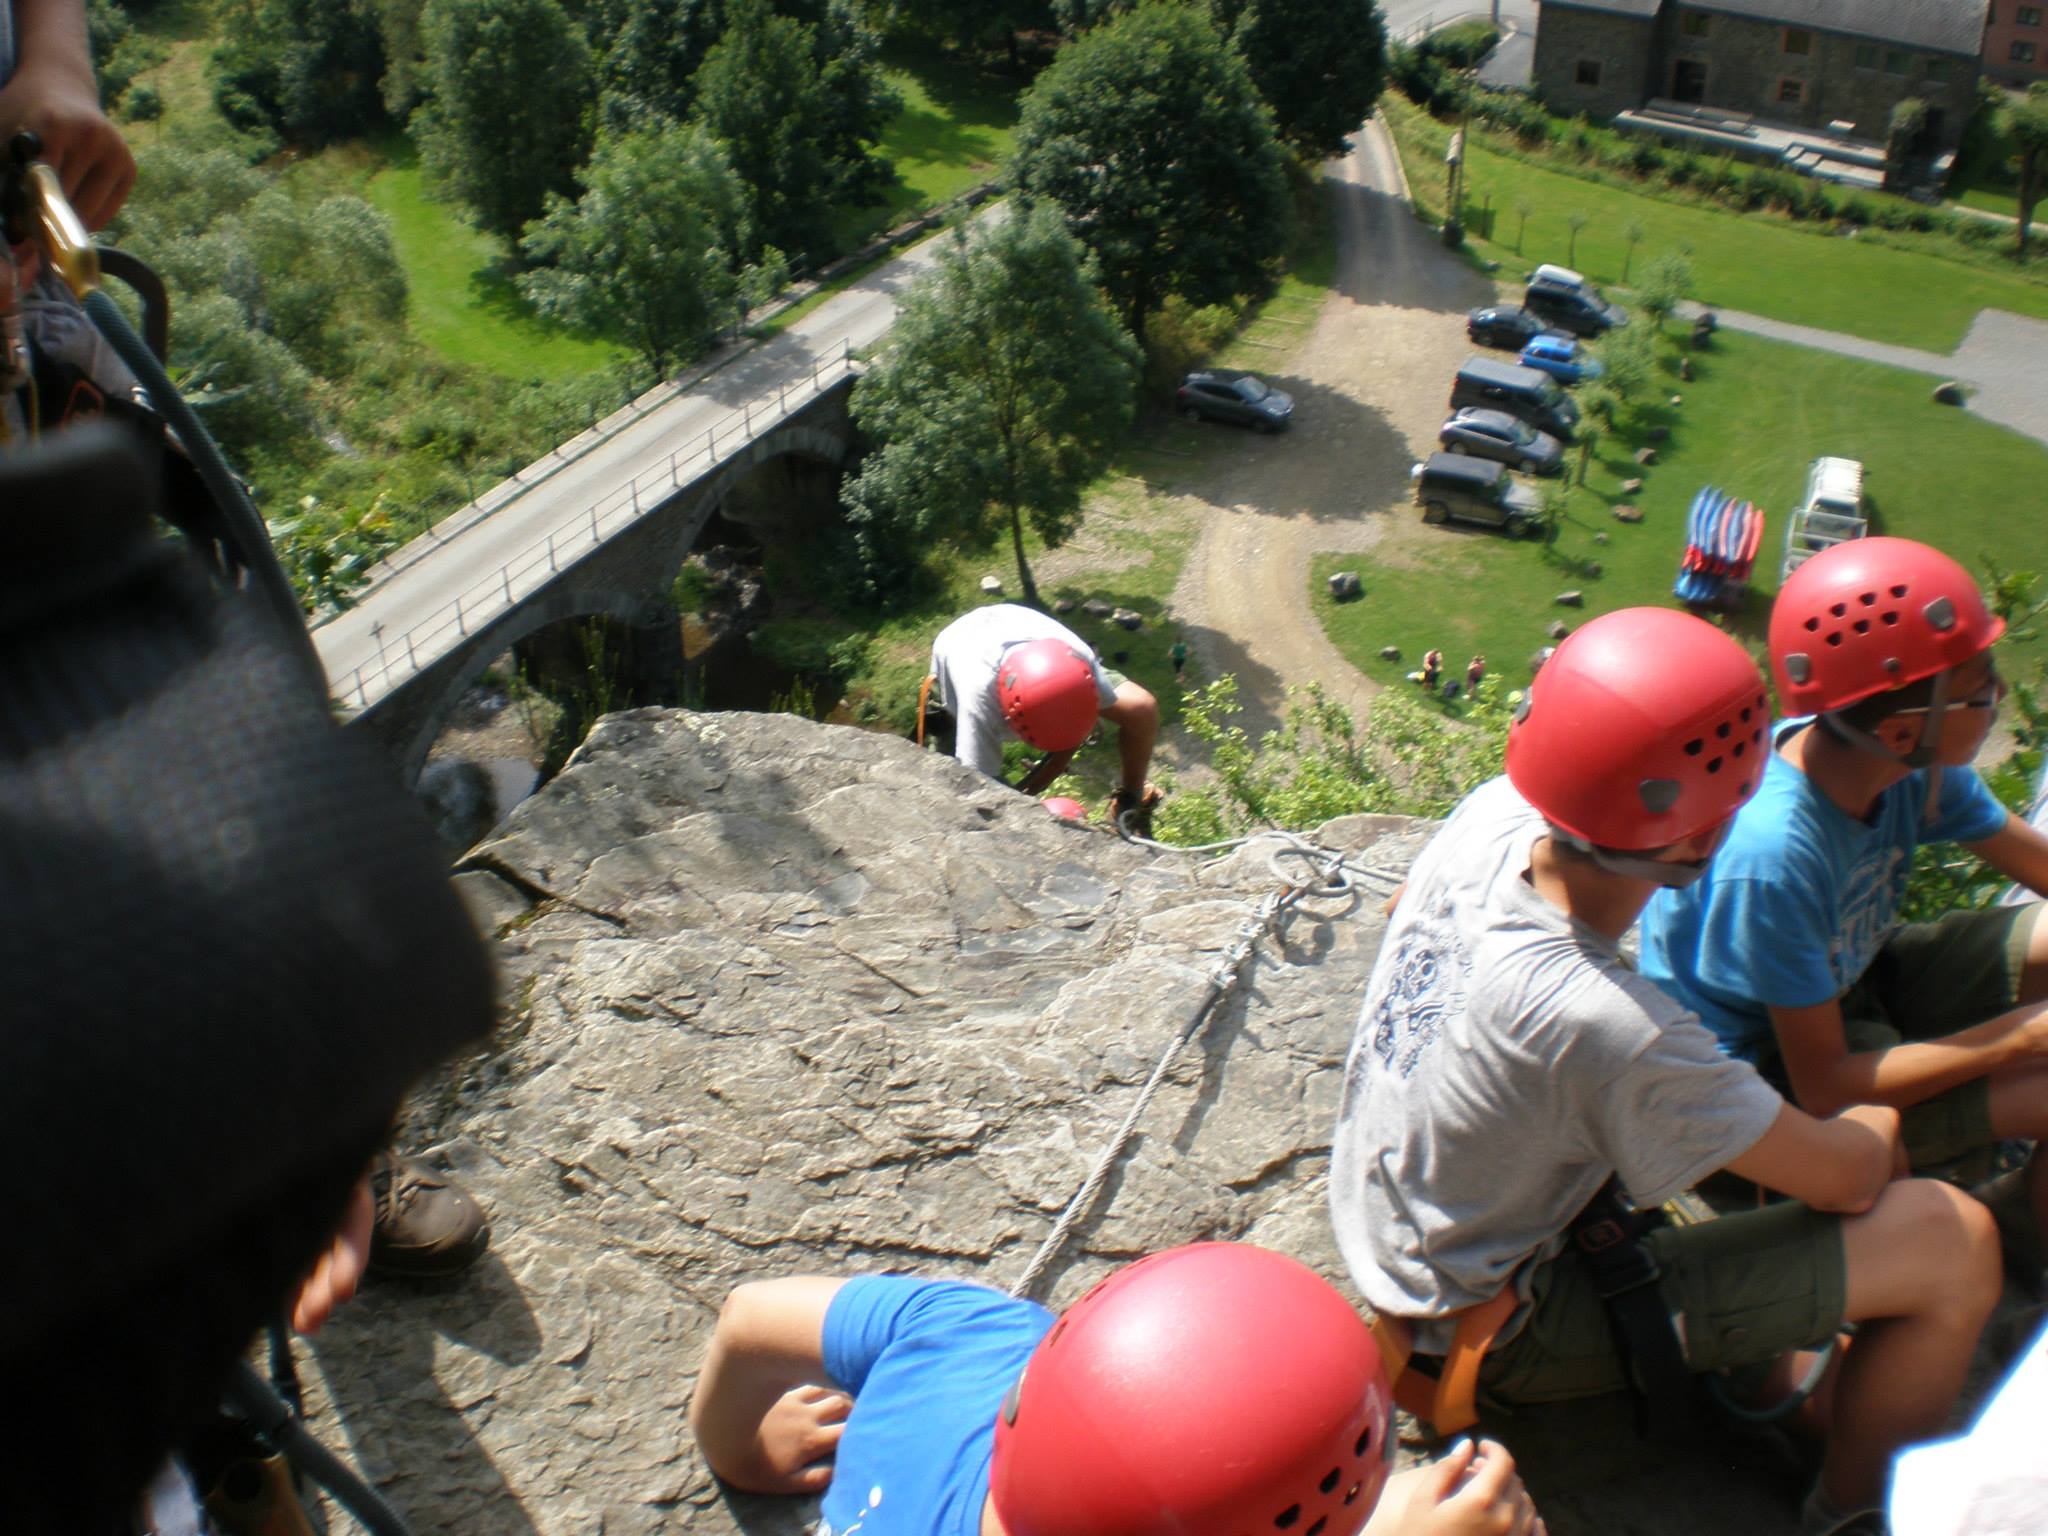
1329,776,1782,1351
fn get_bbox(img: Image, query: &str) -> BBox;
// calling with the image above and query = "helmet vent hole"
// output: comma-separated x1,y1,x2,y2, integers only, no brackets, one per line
1891,584,1909,598
1706,757,1724,774
1853,619,1870,634
1829,603,1847,618
1803,617,1819,632
1883,611,1899,625
1306,1521,1327,1536
1858,591,1876,606
1740,706,1752,723
1354,1428,1374,1456
1320,1470,1341,1495
1275,1505,1302,1529
1825,633,1843,647
1684,739,1703,756
1715,722,1730,739
1733,742,1746,758
1343,1485,1361,1506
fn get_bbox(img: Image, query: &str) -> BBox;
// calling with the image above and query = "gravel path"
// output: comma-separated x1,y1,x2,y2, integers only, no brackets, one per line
1167,116,1490,741
1683,303,2048,450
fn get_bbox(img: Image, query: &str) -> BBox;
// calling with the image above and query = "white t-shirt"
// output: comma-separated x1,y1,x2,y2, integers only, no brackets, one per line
1330,777,1782,1350
928,604,1117,781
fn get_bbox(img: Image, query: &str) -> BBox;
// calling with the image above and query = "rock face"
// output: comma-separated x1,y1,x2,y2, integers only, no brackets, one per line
304,710,1432,1535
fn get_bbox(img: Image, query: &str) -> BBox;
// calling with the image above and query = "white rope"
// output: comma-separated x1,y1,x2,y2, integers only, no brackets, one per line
1007,822,1405,1298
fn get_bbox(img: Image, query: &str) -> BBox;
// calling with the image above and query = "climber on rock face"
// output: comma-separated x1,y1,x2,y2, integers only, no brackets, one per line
689,1240,1545,1536
923,604,1161,828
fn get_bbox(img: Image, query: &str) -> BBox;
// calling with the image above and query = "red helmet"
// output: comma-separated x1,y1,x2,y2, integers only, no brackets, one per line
1770,537,2003,717
998,637,1101,752
1508,607,1768,850
990,1243,1392,1536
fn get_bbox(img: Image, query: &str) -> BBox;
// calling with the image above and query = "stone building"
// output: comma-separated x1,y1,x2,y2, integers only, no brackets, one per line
1985,0,2048,85
1533,0,1987,153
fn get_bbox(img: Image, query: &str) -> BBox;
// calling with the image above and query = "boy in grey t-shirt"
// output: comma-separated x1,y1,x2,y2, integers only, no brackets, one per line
1333,607,2001,1535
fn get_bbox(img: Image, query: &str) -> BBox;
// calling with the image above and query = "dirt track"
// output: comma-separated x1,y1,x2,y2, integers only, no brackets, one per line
1169,117,1493,738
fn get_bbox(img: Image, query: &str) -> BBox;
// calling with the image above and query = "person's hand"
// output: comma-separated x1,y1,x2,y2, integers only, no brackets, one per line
1369,1440,1545,1536
289,1174,376,1335
0,60,136,232
745,1385,851,1495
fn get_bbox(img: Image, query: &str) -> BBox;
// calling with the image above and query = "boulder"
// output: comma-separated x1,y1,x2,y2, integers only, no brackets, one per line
1933,380,1966,406
1634,447,1658,466
1695,310,1719,332
1548,619,1572,640
1380,645,1402,660
979,575,1003,595
1614,504,1643,523
1329,570,1364,601
1052,597,1077,614
1622,477,1644,495
1586,562,1602,579
1112,607,1144,631
1669,394,1684,406
1082,598,1115,618
1555,591,1584,607
1594,531,1609,545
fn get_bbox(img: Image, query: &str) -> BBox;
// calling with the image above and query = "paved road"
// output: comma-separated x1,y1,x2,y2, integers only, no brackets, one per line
1684,302,2048,450
314,222,974,707
1380,0,1535,44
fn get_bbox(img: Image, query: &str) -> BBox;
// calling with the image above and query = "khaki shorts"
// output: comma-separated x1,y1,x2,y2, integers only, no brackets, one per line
1755,903,2041,1167
1478,1201,1847,1404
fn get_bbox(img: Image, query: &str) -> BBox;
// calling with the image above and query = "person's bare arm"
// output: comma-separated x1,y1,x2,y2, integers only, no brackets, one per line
1099,681,1159,797
1721,1100,1900,1214
1016,749,1077,796
689,1278,849,1493
0,0,135,230
1964,812,2048,900
1771,995,2048,1117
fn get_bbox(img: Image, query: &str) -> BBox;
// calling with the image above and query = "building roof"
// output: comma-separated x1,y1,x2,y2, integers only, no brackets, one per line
1538,0,1985,53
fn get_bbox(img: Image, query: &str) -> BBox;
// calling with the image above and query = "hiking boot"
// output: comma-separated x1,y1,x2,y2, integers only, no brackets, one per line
368,1151,489,1279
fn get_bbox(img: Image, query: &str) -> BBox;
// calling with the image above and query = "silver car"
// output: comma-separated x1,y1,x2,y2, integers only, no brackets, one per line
1438,407,1564,476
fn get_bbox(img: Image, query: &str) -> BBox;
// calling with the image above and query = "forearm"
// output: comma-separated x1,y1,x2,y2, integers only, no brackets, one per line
1016,749,1074,796
7,1,96,93
1804,1007,2044,1113
687,1278,844,1488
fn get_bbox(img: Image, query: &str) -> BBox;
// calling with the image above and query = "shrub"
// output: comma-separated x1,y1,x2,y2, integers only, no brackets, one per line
1835,195,1873,226
1626,137,1665,178
121,82,164,123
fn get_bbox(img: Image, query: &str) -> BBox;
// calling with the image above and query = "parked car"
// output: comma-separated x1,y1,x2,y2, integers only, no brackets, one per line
1438,407,1563,476
1781,455,1868,581
1524,262,1628,337
1517,333,1604,385
1449,357,1580,442
1176,369,1294,432
1411,452,1546,536
1465,305,1546,350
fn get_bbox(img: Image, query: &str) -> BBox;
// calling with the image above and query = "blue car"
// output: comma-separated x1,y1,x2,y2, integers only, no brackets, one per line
1517,333,1604,385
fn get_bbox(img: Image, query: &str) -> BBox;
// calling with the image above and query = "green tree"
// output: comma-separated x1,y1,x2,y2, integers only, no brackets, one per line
1635,248,1694,330
1591,323,1653,407
1563,207,1588,267
1997,83,2048,261
519,121,752,376
689,0,898,261
1885,96,1928,193
843,204,1141,604
887,0,1050,68
1513,192,1534,253
1008,3,1290,347
590,0,727,130
416,0,594,240
1209,0,1385,159
1620,215,1646,281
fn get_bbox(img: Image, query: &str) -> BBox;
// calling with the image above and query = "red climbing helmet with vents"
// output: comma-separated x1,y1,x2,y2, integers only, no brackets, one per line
997,637,1101,752
989,1243,1393,1536
1770,537,2004,717
1508,607,1769,853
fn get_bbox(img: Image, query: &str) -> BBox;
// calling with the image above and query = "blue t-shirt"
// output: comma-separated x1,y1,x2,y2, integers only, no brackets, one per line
1640,719,2008,1061
817,1276,1054,1536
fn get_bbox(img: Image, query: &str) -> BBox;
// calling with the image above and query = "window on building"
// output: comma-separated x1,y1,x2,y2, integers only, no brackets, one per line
1681,11,1710,35
1854,43,1878,68
1783,27,1812,54
2020,5,2043,24
1577,57,1603,86
1924,56,1949,79
1777,76,1806,104
1885,49,1911,73
2015,39,2040,61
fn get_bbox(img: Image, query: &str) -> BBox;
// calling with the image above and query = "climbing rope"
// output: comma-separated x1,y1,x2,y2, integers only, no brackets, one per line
1007,822,1404,1299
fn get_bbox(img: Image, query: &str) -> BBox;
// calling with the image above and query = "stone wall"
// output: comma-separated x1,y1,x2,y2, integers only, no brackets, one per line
1533,3,1660,120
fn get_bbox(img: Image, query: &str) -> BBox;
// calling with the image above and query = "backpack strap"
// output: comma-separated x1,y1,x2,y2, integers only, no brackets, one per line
1568,1178,1700,1437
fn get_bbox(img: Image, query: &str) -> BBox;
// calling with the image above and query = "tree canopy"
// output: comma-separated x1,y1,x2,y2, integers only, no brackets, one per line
416,0,594,240
209,0,390,144
1210,0,1385,158
844,203,1141,604
1007,3,1291,344
520,121,753,376
688,0,897,262
1998,83,2048,261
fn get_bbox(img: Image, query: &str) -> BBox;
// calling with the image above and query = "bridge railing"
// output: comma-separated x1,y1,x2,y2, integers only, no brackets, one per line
338,338,856,712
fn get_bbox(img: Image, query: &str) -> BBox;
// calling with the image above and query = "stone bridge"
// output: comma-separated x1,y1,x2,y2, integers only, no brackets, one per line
331,373,858,782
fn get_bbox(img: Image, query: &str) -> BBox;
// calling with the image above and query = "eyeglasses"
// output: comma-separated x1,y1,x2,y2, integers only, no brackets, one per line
1891,661,2006,716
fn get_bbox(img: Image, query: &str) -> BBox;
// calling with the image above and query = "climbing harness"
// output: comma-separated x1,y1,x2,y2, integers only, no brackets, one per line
1567,1179,1701,1438
1007,821,1402,1299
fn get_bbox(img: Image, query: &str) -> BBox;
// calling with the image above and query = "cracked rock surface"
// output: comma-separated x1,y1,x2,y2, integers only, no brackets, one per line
299,709,1939,1535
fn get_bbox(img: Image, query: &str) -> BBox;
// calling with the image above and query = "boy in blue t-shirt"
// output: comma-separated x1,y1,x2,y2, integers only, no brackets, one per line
689,1244,1544,1536
1641,538,2048,1281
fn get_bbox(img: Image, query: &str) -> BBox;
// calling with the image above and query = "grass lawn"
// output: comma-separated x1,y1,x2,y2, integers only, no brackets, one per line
1382,95,2048,352
364,140,627,380
1312,326,2048,703
830,43,1024,250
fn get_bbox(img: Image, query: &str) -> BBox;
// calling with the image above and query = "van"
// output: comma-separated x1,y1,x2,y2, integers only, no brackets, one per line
1524,263,1628,337
1781,455,1868,580
1410,452,1545,537
1449,357,1581,442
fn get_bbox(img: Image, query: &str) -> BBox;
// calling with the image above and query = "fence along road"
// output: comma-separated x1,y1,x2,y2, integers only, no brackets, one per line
313,220,972,713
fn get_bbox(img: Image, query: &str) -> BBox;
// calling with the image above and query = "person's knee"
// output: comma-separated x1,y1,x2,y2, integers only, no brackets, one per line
1871,1179,2002,1322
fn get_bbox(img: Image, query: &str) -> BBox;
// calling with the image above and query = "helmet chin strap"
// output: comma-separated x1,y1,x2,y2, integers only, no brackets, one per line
1818,670,1951,826
1550,828,1710,888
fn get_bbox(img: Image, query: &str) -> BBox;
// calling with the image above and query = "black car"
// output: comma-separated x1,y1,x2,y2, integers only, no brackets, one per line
1438,407,1564,476
1465,305,1546,351
1176,370,1294,433
1523,263,1629,338
1411,453,1545,537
